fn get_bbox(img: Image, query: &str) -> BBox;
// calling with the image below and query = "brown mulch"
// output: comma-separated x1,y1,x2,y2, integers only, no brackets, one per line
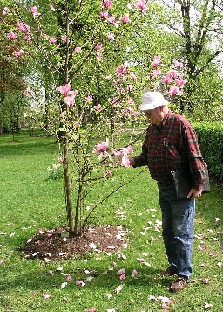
19,225,127,261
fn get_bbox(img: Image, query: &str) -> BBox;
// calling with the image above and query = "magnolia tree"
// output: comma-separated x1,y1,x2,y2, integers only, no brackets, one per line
2,0,186,236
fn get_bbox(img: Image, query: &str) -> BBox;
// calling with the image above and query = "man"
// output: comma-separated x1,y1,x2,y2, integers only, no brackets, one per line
129,91,207,292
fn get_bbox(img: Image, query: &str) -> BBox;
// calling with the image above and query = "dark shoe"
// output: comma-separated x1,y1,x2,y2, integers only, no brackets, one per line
160,266,177,277
170,278,187,292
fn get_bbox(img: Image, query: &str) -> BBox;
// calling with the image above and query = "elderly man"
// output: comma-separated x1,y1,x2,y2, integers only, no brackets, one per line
129,91,207,292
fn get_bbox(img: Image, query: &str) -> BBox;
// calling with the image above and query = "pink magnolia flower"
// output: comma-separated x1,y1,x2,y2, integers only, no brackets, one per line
116,64,127,76
152,55,161,67
49,37,57,44
166,69,178,79
136,0,148,14
3,7,10,15
30,6,39,19
58,156,64,163
13,49,24,57
75,280,85,287
57,83,71,96
74,46,82,53
24,34,31,42
168,85,183,96
96,52,103,61
151,68,161,76
173,60,183,69
106,32,115,40
105,170,113,177
117,268,125,275
7,31,17,39
119,273,126,280
126,84,133,92
119,13,131,23
43,292,51,299
162,304,171,310
64,92,78,108
61,35,67,42
99,11,109,19
65,274,72,281
106,15,116,24
93,138,110,160
131,269,138,277
93,104,103,111
130,72,137,81
162,75,173,85
103,0,112,9
85,95,93,102
96,42,103,50
17,22,30,33
175,78,187,88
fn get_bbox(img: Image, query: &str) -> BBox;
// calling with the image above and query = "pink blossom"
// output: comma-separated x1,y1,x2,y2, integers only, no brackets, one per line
106,32,115,40
106,15,116,24
168,85,183,96
43,292,51,299
162,304,171,310
119,273,126,280
126,84,133,92
24,34,31,42
17,22,30,33
96,42,103,50
162,75,172,84
61,35,67,42
30,6,39,19
85,95,93,102
86,308,97,312
0,258,8,264
175,78,187,88
119,13,131,23
65,274,72,281
64,94,75,108
93,138,110,160
151,68,161,76
136,0,148,14
105,170,113,177
75,280,85,287
130,73,137,80
117,268,125,275
7,31,17,39
3,7,10,15
96,52,103,61
13,49,24,57
116,64,127,76
58,156,64,163
173,60,183,69
57,83,71,96
166,69,178,79
152,55,161,67
49,37,57,44
74,46,82,53
131,269,138,277
93,104,103,111
122,155,130,167
102,0,112,9
99,11,109,19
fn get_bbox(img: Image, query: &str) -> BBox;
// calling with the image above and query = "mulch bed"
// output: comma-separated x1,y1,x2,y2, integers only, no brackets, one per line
19,225,127,261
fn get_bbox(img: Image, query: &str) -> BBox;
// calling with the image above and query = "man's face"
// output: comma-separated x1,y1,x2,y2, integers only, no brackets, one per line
144,106,165,125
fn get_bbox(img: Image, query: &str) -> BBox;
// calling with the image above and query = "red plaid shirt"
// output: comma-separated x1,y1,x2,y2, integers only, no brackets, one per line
133,110,206,189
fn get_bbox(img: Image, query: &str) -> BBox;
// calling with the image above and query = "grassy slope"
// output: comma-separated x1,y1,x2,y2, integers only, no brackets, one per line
0,131,222,312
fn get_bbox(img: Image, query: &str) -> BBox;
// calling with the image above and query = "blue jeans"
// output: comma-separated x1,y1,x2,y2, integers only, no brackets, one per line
158,182,195,280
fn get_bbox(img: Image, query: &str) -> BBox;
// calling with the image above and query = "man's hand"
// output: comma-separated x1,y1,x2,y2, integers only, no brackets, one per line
187,188,202,199
128,156,135,166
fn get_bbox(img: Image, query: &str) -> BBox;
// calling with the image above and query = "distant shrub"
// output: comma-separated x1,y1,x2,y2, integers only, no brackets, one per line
193,122,223,182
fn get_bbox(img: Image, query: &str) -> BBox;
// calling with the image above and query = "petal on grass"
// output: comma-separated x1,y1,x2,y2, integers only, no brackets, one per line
43,292,51,299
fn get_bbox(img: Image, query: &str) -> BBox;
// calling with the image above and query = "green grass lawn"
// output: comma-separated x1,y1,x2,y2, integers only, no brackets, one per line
0,131,222,312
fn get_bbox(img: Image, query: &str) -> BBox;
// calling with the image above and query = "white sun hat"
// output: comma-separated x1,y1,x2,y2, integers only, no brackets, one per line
140,91,168,111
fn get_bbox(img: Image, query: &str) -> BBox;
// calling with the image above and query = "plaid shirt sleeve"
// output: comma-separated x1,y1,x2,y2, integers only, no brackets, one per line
182,124,207,190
